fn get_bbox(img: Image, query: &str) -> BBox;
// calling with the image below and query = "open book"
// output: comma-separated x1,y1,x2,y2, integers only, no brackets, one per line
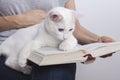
28,42,120,66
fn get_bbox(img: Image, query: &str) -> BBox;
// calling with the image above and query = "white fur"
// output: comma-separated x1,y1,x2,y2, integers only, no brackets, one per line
0,7,80,74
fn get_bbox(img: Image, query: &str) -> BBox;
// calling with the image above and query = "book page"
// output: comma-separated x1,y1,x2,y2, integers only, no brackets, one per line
34,45,84,55
90,44,120,57
81,42,120,51
33,42,120,56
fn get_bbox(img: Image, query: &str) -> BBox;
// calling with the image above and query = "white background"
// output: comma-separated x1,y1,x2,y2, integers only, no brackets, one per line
75,0,120,80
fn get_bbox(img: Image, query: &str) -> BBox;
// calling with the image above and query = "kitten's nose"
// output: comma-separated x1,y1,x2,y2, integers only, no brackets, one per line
63,35,67,40
63,38,67,40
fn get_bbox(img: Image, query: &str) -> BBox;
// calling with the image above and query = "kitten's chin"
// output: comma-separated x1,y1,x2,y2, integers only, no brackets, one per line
56,37,64,41
56,35,68,41
57,37,68,41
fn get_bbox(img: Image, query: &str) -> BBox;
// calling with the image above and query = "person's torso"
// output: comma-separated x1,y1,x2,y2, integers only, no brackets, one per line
0,0,68,44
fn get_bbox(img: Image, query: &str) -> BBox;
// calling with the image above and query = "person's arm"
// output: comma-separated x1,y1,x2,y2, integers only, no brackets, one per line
65,0,114,44
0,10,46,32
65,0,114,59
65,0,100,44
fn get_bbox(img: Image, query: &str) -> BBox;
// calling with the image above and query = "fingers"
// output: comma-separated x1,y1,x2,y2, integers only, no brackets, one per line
81,54,96,64
100,36,115,43
100,53,113,58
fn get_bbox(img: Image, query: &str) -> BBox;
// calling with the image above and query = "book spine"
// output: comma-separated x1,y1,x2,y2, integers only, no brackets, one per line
28,52,44,65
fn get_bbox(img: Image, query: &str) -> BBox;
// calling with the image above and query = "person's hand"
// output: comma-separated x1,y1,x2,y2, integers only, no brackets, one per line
17,9,46,28
23,9,46,25
99,36,115,43
81,36,115,64
81,54,96,64
99,36,115,58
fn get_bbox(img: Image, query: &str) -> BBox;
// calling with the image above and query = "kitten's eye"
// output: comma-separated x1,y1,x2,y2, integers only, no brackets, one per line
69,28,73,31
58,28,64,32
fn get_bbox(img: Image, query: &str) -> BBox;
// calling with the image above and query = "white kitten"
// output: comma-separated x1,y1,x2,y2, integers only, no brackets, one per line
0,7,82,74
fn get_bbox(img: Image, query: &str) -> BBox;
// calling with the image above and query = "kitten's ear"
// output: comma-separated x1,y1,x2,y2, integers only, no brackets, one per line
49,11,63,22
72,10,85,19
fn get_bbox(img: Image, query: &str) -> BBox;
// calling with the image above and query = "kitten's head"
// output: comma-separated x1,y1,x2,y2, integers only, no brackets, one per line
45,7,83,40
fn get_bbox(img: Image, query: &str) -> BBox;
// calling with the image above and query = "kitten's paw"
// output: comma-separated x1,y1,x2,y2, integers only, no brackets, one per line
18,59,27,68
22,65,32,74
59,42,74,51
